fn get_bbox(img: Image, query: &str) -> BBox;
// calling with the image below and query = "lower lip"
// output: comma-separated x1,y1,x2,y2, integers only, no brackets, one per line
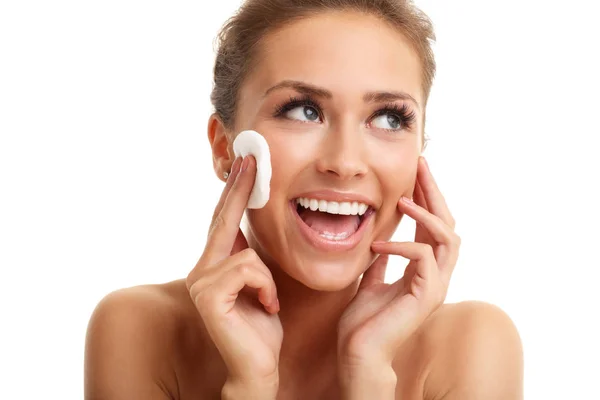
290,201,375,252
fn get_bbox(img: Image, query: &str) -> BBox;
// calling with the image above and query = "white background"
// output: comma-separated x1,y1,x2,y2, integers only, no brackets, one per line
1,0,599,398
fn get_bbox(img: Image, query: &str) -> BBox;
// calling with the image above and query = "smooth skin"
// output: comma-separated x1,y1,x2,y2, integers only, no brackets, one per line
85,10,523,400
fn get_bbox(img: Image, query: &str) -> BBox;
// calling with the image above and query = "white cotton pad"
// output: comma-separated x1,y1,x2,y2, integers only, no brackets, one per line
233,130,272,209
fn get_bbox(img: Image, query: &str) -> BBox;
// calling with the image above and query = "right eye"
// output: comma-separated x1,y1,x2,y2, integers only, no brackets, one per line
273,95,324,123
286,105,321,122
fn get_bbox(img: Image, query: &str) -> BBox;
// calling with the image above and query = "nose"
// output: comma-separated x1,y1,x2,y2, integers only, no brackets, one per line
315,125,368,180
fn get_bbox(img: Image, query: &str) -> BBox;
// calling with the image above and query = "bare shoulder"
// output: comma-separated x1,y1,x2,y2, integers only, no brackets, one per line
84,279,194,399
420,301,524,400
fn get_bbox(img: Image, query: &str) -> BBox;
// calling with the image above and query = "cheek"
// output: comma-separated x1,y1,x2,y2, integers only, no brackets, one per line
372,146,419,195
371,146,419,239
265,142,294,199
241,133,305,238
257,126,319,194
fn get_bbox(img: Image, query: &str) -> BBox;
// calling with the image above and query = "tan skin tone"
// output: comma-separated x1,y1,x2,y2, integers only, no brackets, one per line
85,11,523,400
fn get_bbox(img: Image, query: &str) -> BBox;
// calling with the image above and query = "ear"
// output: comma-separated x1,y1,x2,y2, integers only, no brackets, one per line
207,113,234,182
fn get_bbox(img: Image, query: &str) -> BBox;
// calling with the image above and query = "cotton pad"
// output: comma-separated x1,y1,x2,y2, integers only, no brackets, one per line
232,130,272,209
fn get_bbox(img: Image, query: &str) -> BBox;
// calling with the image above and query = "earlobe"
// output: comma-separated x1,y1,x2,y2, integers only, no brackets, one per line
207,113,234,182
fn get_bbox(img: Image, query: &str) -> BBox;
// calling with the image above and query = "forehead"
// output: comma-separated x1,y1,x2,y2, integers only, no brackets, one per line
244,11,423,104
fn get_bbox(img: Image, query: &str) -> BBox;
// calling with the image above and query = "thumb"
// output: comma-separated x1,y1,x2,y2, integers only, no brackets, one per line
231,228,249,255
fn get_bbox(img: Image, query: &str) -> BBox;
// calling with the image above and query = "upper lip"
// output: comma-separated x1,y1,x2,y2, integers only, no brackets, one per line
292,190,378,210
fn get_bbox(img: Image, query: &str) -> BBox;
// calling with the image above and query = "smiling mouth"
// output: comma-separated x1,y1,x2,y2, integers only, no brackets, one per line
292,198,375,241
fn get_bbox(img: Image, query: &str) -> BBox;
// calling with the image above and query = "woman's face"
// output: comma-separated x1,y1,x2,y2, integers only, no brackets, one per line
227,11,424,291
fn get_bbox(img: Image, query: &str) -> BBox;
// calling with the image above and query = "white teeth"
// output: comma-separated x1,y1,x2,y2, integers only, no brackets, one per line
296,197,370,216
318,200,327,212
358,203,368,215
319,231,352,240
339,202,351,215
328,202,340,214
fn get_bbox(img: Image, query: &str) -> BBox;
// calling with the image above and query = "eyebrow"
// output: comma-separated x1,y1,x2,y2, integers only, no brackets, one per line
263,80,421,110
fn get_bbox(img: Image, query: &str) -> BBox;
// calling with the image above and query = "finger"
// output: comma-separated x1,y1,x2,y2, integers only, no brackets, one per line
189,262,278,316
191,248,274,291
417,157,455,229
359,254,389,289
397,197,460,279
397,196,458,246
231,228,249,255
413,178,428,212
371,241,438,298
209,156,243,232
211,263,279,315
436,245,460,285
370,252,442,353
204,155,257,263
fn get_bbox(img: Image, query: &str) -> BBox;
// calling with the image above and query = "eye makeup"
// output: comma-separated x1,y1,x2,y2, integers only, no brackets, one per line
271,94,417,132
273,95,324,121
368,102,417,131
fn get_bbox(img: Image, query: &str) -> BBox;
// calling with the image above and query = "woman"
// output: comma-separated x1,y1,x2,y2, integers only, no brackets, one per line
84,0,524,398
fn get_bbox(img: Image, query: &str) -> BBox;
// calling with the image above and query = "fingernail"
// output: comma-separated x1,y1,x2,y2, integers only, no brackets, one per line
230,157,242,180
420,156,429,168
401,196,414,205
235,157,246,180
240,156,250,173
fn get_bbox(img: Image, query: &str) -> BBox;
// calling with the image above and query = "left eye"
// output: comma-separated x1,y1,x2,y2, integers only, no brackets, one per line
371,113,402,130
286,106,320,122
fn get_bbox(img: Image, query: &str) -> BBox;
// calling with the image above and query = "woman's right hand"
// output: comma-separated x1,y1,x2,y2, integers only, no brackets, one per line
186,156,282,396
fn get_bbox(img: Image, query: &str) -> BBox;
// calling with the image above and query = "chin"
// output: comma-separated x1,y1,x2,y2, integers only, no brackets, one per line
257,245,374,292
287,254,374,291
246,210,377,292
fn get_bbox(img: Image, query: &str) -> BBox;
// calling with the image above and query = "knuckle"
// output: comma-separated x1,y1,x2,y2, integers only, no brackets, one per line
212,214,228,231
199,286,222,315
454,234,462,246
192,288,211,313
419,243,434,257
187,274,218,316
240,248,259,262
188,277,205,298
239,249,273,278
186,267,206,291
237,264,253,277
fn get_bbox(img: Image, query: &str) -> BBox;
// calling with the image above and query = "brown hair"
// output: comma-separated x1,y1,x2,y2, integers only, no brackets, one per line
210,0,436,145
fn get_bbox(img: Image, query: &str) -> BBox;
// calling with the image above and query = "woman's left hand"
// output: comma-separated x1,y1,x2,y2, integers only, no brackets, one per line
337,156,461,393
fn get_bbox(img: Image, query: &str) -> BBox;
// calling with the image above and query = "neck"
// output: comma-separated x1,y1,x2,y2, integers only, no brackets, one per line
274,266,359,362
247,234,359,369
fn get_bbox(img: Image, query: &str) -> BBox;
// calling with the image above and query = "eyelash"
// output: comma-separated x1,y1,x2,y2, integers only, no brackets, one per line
272,95,417,131
371,103,417,131
273,95,324,120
